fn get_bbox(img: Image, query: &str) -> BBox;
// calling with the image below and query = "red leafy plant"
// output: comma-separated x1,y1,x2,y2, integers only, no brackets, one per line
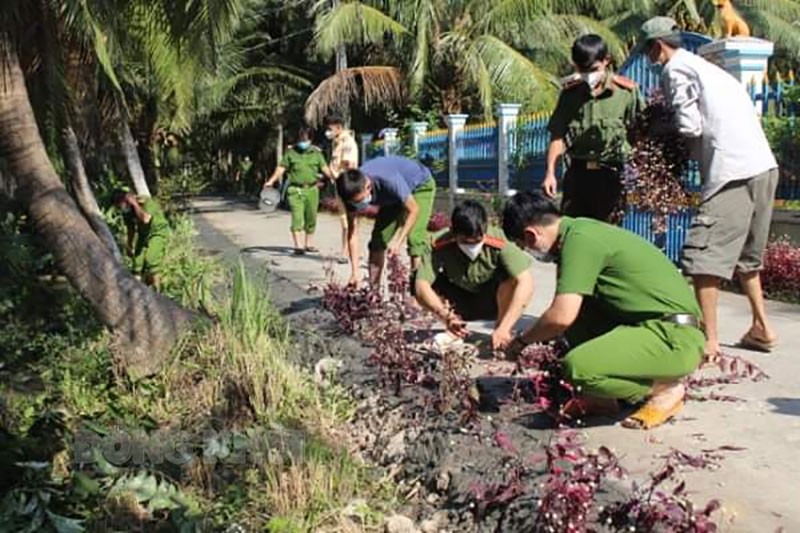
321,265,382,335
432,342,480,423
619,91,694,231
761,237,800,302
509,341,576,424
427,211,451,232
685,352,768,402
598,447,734,532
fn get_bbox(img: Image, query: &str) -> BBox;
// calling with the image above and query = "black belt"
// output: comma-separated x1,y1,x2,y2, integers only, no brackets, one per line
661,313,703,330
572,160,622,171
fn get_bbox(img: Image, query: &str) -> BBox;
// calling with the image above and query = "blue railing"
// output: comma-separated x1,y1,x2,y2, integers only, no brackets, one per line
418,129,447,164
456,122,497,162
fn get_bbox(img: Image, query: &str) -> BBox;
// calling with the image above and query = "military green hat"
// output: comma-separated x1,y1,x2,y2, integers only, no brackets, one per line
640,16,681,42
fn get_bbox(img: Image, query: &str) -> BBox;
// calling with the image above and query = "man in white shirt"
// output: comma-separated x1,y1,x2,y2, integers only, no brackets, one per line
641,17,779,358
326,115,360,264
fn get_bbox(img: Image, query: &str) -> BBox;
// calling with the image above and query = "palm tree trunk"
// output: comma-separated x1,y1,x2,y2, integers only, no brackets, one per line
0,34,196,378
118,108,152,198
61,124,122,261
137,96,160,195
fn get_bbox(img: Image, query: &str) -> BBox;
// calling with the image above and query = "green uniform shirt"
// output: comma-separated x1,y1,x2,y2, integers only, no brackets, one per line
417,226,532,293
128,197,169,273
548,72,644,163
280,147,327,186
556,217,701,322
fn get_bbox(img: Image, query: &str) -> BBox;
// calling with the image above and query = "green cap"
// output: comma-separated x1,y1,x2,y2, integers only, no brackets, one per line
640,16,680,42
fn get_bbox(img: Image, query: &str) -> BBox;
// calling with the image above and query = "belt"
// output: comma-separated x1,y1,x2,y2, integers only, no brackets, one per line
575,160,621,171
661,313,703,330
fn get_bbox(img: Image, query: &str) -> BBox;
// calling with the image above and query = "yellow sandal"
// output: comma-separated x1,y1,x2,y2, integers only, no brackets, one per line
622,399,684,430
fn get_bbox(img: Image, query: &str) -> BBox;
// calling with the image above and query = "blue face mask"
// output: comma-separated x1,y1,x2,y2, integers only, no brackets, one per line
297,141,311,151
350,194,372,211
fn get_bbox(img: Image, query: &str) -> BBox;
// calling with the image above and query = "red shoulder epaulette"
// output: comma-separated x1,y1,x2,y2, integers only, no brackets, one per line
433,235,457,250
612,75,636,91
483,236,506,250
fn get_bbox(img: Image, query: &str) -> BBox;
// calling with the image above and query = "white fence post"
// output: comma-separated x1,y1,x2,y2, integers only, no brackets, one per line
383,128,399,156
496,103,522,196
698,38,774,116
411,122,428,157
446,114,468,209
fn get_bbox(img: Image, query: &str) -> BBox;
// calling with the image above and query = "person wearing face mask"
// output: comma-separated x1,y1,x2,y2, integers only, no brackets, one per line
501,192,704,430
113,189,170,288
337,155,436,286
324,115,360,264
413,201,534,351
543,34,645,222
264,128,335,255
640,17,779,361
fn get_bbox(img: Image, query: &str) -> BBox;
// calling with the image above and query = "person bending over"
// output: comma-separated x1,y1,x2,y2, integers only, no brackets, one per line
337,155,436,286
414,200,534,351
501,192,704,429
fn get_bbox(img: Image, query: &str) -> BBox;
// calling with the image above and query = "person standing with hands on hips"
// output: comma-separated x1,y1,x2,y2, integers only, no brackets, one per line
337,155,436,287
543,34,644,222
640,17,780,359
263,128,335,255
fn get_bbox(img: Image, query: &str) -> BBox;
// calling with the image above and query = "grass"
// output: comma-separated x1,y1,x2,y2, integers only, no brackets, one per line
0,214,394,532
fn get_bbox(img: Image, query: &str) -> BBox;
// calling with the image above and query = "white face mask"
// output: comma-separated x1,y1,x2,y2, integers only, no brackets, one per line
581,70,605,88
458,241,484,261
325,130,335,140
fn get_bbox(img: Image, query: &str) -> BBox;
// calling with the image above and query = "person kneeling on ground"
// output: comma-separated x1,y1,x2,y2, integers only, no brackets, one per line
414,200,534,351
263,128,335,255
500,192,705,429
338,155,436,286
114,190,169,289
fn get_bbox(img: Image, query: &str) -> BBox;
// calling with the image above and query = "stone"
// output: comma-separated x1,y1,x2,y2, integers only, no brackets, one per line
314,357,342,385
384,514,418,533
420,511,449,533
342,498,369,524
382,430,406,464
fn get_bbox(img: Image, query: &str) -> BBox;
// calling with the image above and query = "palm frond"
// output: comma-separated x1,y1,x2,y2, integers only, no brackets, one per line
314,1,409,60
304,66,406,127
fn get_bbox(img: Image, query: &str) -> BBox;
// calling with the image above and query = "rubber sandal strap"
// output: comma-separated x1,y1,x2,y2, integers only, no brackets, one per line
622,400,684,430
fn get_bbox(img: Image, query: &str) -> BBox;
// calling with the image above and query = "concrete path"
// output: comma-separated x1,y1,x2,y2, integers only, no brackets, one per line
191,196,800,532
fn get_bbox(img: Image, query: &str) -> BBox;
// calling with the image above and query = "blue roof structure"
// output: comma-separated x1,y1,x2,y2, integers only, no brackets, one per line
620,32,713,98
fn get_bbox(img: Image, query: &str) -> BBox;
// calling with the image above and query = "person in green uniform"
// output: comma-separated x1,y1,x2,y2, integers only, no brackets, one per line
264,128,334,255
414,201,534,351
500,192,705,429
114,190,170,288
543,34,644,222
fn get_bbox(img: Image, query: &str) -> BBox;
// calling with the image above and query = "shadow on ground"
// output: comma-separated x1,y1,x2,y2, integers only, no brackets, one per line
767,397,800,416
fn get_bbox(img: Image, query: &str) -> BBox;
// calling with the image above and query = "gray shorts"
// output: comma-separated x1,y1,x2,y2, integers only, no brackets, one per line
682,168,779,280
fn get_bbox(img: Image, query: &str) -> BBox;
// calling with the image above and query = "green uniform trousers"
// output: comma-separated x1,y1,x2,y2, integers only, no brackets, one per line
562,300,704,404
286,185,319,233
370,177,436,258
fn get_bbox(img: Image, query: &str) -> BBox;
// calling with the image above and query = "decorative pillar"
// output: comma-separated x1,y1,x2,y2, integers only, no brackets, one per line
698,38,775,115
496,103,522,196
360,133,373,164
382,128,399,156
410,122,428,157
446,114,469,209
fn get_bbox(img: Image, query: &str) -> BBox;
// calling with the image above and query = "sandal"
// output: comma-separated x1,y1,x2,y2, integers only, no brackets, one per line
335,256,349,265
622,399,684,430
738,331,777,353
305,246,319,253
293,248,306,256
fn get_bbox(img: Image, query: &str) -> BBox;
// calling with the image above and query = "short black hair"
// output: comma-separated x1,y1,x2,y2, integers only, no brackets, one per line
501,192,561,241
297,127,313,141
572,34,609,72
336,168,368,203
451,200,488,239
324,115,344,127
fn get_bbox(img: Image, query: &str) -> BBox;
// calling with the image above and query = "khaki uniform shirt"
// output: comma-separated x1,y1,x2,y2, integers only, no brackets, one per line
417,226,532,293
548,72,644,164
330,130,359,177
